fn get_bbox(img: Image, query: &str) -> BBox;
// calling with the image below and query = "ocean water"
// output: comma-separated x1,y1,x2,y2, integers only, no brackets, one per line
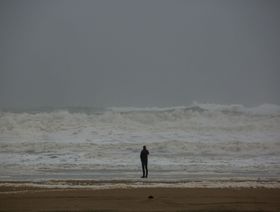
0,103,280,182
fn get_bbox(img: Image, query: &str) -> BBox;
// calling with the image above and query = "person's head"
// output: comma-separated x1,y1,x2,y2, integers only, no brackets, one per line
143,145,146,150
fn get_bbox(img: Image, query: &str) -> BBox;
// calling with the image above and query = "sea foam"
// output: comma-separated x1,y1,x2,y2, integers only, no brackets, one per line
0,103,279,181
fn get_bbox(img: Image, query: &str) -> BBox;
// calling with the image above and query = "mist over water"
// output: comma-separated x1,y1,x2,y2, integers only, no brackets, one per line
0,103,279,181
1,1,280,107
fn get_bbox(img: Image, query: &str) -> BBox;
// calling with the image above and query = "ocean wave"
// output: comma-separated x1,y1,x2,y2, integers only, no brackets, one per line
1,103,280,181
0,103,279,133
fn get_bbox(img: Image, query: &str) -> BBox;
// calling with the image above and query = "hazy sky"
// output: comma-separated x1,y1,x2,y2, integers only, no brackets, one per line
0,0,279,107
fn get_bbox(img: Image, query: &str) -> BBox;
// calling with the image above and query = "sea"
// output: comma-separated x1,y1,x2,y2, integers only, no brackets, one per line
0,103,280,187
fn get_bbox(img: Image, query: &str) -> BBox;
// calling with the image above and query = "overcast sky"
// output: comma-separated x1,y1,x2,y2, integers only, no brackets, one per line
0,0,279,107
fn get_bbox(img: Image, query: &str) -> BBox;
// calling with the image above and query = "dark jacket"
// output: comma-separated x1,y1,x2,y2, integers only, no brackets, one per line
140,149,149,161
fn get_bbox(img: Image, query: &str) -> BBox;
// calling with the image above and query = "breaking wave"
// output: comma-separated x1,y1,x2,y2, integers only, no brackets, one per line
0,103,280,181
0,103,279,134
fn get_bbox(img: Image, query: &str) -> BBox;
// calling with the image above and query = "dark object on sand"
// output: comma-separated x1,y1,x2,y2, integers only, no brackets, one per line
148,195,154,199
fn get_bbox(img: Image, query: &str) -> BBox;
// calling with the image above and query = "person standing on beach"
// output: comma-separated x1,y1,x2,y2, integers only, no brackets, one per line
140,146,149,178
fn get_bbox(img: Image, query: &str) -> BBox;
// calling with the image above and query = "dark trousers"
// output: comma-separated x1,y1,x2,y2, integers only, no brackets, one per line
141,159,148,177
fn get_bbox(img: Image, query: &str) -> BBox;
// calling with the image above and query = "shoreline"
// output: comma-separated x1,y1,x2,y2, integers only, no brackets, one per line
1,178,280,190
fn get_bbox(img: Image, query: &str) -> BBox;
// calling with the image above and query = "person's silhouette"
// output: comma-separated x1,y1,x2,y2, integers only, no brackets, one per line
140,146,149,178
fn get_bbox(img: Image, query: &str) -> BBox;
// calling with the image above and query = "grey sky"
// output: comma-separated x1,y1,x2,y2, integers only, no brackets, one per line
0,0,279,107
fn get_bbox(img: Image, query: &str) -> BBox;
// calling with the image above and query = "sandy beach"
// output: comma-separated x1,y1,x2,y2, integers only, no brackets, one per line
0,183,280,211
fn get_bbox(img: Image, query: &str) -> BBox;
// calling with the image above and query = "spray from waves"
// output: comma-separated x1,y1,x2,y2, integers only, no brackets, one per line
0,103,279,134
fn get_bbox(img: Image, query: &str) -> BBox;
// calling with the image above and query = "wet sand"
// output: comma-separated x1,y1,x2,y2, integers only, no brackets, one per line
0,185,280,211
